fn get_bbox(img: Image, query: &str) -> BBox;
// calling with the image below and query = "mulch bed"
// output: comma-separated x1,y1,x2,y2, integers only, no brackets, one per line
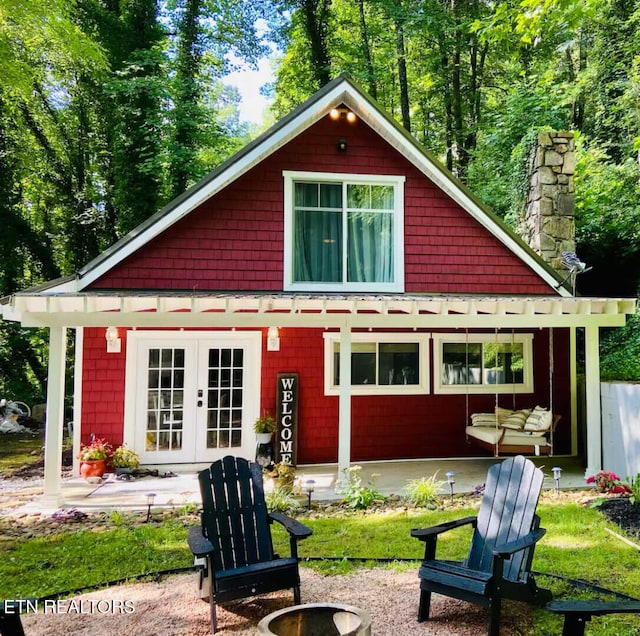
596,496,640,539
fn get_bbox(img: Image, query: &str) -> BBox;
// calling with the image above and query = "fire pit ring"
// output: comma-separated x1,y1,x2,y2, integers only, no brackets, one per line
257,602,372,636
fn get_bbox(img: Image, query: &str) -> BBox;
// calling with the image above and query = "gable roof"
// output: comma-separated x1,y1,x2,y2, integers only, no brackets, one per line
55,73,569,297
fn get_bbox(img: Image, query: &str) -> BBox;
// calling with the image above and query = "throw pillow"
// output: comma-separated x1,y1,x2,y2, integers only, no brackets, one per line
524,406,553,432
495,406,513,425
471,413,498,427
501,409,531,430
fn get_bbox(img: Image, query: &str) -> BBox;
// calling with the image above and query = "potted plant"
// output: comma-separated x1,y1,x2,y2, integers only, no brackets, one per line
254,414,276,444
112,444,140,475
77,437,112,479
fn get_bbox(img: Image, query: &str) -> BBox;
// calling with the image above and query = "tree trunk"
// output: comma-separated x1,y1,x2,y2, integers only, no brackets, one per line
300,0,332,87
356,0,377,99
395,17,410,132
170,0,204,198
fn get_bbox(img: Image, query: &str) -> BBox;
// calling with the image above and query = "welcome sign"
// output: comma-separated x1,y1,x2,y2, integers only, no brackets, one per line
275,372,299,466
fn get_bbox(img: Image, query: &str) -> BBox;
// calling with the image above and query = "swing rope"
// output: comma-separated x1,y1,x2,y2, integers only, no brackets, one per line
464,328,470,434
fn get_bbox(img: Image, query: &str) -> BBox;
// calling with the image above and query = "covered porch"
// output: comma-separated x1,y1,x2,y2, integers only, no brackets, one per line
9,455,588,515
0,291,635,508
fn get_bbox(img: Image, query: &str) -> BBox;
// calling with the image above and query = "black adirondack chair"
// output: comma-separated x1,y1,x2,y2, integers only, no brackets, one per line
188,455,312,633
411,455,552,636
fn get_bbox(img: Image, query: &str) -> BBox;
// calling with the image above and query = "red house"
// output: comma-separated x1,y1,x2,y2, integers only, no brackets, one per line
1,75,634,505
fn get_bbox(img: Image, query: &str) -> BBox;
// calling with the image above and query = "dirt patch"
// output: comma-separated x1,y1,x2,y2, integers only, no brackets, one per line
597,497,640,539
20,569,531,636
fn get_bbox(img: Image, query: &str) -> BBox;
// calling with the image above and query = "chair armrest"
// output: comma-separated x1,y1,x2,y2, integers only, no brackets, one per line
269,512,313,540
411,516,477,541
492,527,546,558
187,525,215,557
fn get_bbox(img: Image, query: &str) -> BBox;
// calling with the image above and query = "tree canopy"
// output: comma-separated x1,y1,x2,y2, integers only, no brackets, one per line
1,0,640,400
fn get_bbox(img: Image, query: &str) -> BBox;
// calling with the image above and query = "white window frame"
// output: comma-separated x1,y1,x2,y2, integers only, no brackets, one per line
283,170,405,292
432,333,534,395
323,332,429,395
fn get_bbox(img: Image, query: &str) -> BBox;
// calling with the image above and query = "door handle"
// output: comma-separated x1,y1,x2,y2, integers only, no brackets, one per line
197,389,203,407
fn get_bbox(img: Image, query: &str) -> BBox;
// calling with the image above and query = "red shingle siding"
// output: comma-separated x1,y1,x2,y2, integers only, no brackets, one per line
260,327,571,462
79,325,570,463
260,327,338,464
89,114,554,294
81,327,127,448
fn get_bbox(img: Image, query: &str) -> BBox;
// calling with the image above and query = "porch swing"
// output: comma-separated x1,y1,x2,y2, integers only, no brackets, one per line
464,328,560,458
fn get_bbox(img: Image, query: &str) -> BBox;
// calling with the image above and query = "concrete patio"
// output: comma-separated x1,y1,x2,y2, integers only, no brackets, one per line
15,455,588,515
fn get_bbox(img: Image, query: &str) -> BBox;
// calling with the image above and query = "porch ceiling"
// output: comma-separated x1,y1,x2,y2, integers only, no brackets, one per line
1,292,635,329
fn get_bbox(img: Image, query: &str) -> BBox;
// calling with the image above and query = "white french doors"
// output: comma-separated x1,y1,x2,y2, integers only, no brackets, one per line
126,331,261,465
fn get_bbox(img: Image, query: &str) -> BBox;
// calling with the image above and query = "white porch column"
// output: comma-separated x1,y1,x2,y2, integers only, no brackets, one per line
42,326,67,506
337,325,352,478
584,325,602,478
72,327,83,475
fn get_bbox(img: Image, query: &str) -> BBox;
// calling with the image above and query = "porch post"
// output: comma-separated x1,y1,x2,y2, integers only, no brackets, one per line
337,325,352,478
42,326,67,506
72,327,84,475
584,325,602,477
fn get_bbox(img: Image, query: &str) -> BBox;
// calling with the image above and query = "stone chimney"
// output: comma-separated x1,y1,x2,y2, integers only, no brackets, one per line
521,131,575,277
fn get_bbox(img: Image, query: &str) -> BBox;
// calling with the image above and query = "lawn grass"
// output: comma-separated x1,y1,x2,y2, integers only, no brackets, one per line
0,497,639,635
0,431,44,474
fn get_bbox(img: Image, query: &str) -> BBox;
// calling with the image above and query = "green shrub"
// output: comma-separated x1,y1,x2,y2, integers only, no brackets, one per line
626,473,640,505
335,465,386,510
266,486,300,513
402,474,444,508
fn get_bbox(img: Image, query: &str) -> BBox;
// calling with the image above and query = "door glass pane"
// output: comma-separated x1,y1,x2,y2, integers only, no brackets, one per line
146,348,185,452
205,348,244,449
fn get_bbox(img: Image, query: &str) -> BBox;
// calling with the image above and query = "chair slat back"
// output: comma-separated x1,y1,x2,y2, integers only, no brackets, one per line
466,455,543,581
199,456,274,572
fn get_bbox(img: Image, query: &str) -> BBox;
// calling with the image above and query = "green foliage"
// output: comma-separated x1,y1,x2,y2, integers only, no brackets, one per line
111,445,140,469
254,414,276,434
335,465,386,510
266,486,300,513
0,520,191,599
586,470,631,494
626,474,640,506
600,312,640,381
402,474,444,508
108,510,126,526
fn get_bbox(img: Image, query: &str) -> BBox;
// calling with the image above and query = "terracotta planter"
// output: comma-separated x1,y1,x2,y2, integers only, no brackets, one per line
80,459,106,479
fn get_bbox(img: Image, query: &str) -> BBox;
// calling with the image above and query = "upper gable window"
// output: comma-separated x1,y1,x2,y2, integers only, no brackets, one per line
283,171,405,292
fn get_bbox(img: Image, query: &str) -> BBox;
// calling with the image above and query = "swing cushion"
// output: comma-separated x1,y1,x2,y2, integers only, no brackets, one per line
465,426,547,445
524,407,553,432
